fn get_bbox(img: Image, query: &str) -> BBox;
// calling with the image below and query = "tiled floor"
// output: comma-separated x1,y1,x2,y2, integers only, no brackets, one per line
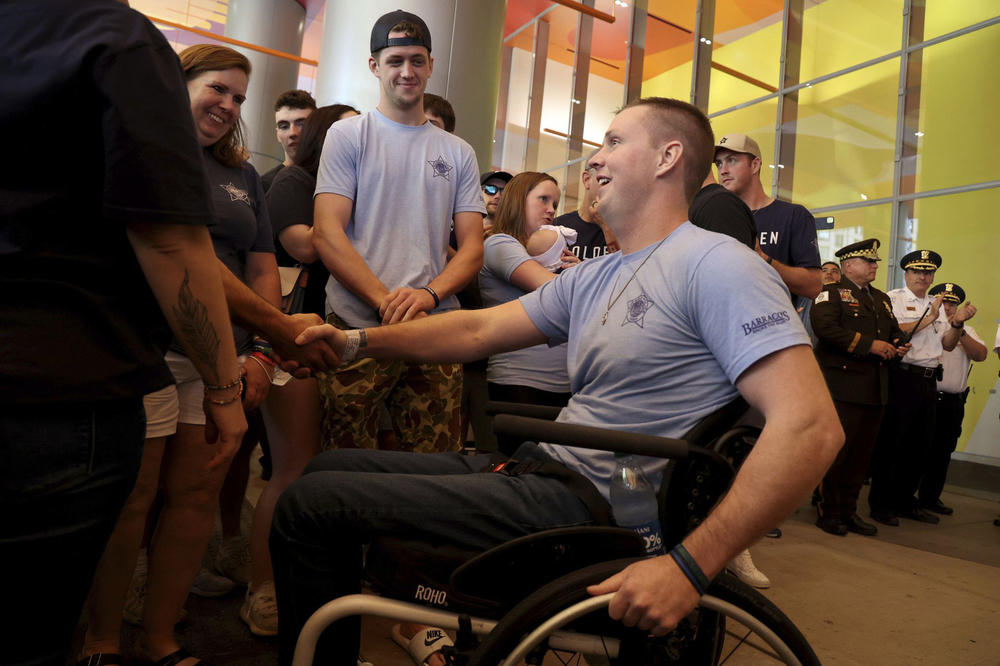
109,483,1000,665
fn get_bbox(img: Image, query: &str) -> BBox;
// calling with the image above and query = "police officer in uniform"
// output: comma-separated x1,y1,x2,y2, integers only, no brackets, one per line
811,239,907,535
868,249,973,525
917,283,986,515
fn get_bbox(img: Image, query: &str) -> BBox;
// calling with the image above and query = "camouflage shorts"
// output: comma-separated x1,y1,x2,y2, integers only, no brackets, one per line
317,356,463,453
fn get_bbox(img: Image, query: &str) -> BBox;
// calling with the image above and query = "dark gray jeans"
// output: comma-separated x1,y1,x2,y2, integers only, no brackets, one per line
270,445,596,665
1,398,144,666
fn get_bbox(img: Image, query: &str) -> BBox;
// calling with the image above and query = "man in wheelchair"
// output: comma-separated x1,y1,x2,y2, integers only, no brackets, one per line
277,97,844,665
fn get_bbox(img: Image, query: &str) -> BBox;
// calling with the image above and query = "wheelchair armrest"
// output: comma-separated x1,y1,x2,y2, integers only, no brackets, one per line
485,401,563,421
493,414,728,470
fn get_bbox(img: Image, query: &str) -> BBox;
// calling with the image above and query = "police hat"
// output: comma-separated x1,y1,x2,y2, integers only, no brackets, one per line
835,238,881,261
929,282,965,304
900,249,942,271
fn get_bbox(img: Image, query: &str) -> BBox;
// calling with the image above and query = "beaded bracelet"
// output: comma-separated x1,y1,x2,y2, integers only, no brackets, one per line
204,376,242,392
205,387,242,406
669,543,710,596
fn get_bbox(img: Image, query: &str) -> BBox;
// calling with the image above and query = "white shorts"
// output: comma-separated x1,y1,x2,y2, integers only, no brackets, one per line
143,384,180,439
166,350,209,426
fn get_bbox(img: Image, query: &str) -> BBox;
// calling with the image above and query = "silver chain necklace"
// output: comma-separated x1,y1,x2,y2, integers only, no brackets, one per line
601,236,668,325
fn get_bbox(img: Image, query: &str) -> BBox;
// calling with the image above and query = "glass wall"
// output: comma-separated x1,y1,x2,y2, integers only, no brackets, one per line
790,58,899,209
495,1,628,214
708,0,782,114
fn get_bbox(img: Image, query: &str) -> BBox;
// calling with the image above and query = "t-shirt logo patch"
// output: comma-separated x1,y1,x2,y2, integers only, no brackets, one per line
427,155,453,181
741,311,791,336
621,293,654,328
220,182,250,205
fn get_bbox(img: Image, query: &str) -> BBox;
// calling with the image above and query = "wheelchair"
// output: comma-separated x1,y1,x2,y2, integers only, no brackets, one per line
292,400,820,666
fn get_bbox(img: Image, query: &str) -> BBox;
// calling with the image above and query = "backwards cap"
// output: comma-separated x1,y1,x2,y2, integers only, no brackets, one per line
371,9,432,54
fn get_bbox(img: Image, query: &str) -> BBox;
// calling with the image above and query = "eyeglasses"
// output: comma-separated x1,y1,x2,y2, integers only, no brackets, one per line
483,184,504,196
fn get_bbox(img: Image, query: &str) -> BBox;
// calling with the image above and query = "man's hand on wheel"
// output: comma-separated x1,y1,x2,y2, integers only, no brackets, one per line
587,555,701,637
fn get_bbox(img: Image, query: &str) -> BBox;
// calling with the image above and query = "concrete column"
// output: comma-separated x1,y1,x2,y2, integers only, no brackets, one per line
315,0,506,174
225,0,306,173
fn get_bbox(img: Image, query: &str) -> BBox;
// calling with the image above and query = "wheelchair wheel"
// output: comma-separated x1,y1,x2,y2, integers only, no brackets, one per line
467,559,819,666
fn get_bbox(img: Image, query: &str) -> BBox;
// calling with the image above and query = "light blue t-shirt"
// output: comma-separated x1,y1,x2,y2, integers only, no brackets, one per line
479,234,570,393
520,222,811,501
315,110,486,327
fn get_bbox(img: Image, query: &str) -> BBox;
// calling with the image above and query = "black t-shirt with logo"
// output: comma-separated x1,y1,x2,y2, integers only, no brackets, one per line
553,211,613,260
0,0,213,404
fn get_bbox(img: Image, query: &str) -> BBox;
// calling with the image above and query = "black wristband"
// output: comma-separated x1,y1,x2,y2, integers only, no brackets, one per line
422,285,440,308
950,321,964,329
669,544,710,596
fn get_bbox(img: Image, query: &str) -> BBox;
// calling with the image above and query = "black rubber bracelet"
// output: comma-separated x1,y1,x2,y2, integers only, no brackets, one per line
422,285,440,308
669,544,709,596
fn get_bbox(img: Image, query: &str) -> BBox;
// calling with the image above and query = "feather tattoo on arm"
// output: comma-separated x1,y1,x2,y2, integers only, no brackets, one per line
172,270,222,384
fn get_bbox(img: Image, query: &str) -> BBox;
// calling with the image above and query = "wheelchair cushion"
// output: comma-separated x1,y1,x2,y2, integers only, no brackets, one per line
365,537,479,612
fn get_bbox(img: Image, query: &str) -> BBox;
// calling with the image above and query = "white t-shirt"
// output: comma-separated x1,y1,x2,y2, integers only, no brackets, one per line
315,110,485,327
937,324,983,394
520,222,811,500
887,286,949,368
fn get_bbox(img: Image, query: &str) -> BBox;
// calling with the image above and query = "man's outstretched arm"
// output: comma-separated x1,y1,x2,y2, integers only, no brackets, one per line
588,344,843,635
295,299,549,365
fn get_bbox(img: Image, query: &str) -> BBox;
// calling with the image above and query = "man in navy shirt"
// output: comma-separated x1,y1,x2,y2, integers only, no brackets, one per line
715,133,822,312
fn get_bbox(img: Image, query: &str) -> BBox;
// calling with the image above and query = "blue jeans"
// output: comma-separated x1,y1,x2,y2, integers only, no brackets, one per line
270,445,595,665
0,398,145,666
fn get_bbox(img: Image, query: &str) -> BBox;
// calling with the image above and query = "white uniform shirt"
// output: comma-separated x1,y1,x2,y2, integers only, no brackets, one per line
994,323,1000,353
937,324,983,394
888,286,949,368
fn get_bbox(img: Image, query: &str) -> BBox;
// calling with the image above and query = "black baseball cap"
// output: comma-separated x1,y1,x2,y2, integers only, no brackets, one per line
480,171,513,186
370,10,432,54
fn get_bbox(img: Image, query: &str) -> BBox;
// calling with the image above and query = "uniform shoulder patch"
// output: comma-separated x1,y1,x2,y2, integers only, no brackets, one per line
815,291,830,304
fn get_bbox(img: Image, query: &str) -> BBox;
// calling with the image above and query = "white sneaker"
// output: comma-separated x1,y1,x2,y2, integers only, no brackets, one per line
191,567,236,598
728,549,771,589
239,581,279,637
215,535,251,586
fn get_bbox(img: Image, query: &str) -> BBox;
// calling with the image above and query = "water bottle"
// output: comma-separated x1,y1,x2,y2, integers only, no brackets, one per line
610,453,666,557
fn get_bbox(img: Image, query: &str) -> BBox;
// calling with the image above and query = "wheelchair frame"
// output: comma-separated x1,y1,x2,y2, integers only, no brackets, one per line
291,403,819,666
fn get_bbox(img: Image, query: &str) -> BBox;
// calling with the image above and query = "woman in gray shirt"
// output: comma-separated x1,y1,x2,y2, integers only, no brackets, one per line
479,172,580,453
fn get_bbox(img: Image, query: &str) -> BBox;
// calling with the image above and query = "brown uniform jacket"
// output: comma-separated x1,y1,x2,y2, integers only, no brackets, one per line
810,276,904,405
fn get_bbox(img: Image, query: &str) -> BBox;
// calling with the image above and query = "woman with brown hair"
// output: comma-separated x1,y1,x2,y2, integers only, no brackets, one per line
479,171,580,451
78,44,279,666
